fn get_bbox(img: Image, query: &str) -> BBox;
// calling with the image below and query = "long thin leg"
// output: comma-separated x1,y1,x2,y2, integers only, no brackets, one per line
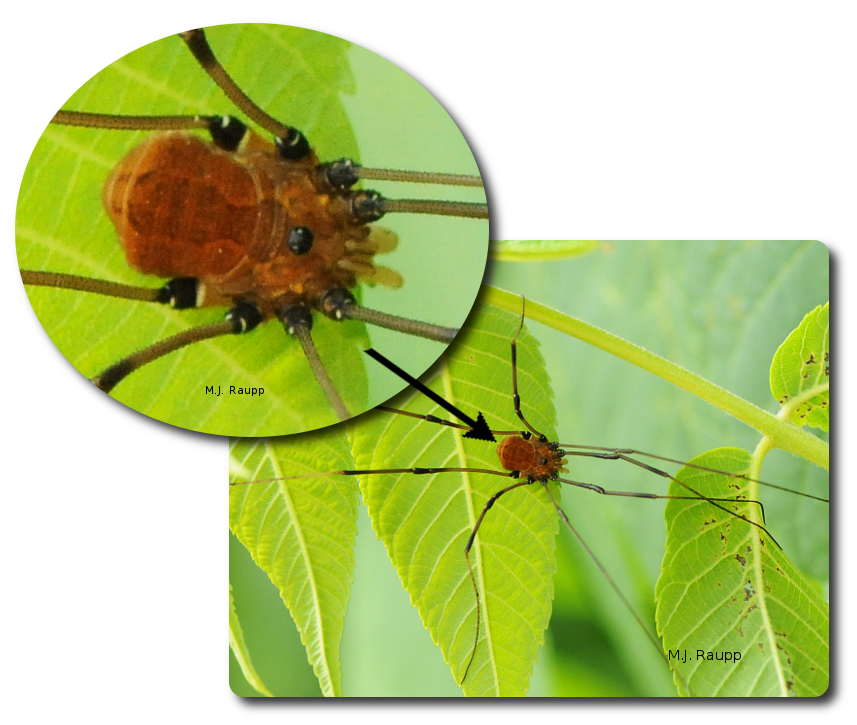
320,161,486,216
555,475,778,546
279,305,350,422
320,290,458,344
22,271,163,303
557,474,763,507
180,29,307,148
345,304,458,343
52,110,211,132
461,479,533,684
538,481,694,696
356,168,483,187
23,271,265,394
375,405,472,430
378,199,488,219
559,445,781,544
230,466,516,486
509,298,541,436
557,445,828,502
93,322,232,392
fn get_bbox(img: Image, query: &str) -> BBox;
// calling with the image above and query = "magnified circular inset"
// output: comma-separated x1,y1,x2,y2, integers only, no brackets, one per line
16,23,488,437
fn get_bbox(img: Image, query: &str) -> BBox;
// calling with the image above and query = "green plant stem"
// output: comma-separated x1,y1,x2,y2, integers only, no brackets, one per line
481,285,829,471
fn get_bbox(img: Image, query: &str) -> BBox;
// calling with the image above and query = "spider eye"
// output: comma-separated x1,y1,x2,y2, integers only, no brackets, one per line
540,458,548,466
287,227,314,255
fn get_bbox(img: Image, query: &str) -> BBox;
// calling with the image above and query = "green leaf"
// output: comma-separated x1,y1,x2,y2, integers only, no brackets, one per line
229,433,359,697
770,303,830,432
230,306,559,695
16,23,487,436
229,583,274,697
352,302,559,696
656,449,829,696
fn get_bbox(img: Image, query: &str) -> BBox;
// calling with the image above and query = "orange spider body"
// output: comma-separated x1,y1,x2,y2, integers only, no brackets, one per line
103,131,401,318
496,435,567,480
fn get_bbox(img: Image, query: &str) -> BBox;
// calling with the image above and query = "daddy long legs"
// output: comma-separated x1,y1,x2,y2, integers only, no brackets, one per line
17,24,488,436
229,290,828,697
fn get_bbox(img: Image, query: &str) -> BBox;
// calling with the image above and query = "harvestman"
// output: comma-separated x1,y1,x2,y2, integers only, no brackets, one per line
231,299,828,687
20,27,487,421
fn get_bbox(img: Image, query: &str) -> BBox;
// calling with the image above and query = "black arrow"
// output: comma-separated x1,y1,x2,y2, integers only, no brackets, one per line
363,348,496,442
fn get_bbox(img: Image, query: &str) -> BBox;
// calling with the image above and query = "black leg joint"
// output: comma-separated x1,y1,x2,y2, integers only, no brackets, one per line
413,468,432,475
521,430,531,440
319,288,356,321
226,301,263,333
206,115,247,151
319,159,360,190
275,128,310,160
349,190,385,223
158,277,200,309
278,303,313,336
